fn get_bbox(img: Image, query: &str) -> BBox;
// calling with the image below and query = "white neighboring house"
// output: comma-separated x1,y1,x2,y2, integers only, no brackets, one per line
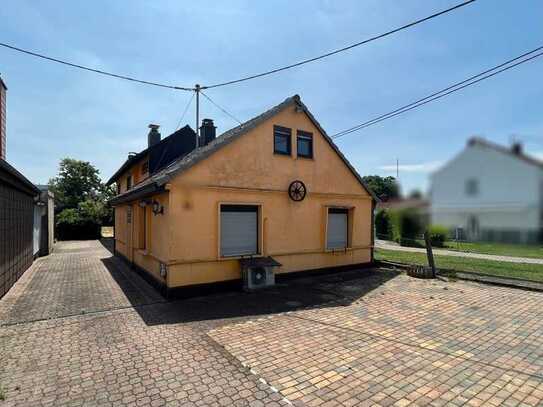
430,137,543,244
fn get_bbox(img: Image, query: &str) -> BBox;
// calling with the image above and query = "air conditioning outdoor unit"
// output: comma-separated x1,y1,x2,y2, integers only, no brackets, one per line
240,257,281,291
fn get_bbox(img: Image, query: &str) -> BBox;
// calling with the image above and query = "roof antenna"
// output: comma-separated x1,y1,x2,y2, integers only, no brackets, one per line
195,84,201,148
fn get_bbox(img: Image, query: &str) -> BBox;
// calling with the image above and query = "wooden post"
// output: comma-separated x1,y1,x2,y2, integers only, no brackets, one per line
424,230,436,278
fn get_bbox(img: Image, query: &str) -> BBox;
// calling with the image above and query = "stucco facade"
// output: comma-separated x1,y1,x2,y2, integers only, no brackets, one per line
111,95,375,294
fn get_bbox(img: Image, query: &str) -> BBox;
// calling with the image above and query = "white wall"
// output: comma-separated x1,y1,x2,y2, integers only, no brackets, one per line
430,143,542,240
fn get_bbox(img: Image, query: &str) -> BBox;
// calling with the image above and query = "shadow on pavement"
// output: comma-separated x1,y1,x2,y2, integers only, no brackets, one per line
98,241,399,327
138,268,399,327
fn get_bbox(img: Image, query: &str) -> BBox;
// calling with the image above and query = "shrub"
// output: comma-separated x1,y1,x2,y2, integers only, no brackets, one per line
388,209,424,246
375,209,392,240
56,199,106,240
428,225,448,247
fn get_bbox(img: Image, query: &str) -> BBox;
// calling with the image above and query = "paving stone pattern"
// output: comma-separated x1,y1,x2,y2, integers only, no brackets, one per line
1,240,543,406
210,276,543,406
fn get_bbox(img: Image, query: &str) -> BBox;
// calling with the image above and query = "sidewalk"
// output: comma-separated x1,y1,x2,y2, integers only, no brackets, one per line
376,239,543,265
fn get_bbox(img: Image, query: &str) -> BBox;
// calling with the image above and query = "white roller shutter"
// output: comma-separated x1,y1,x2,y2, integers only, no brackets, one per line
327,209,348,249
221,205,258,257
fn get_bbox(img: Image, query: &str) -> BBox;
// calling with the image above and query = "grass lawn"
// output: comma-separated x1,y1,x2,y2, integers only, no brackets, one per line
443,241,543,259
375,248,543,283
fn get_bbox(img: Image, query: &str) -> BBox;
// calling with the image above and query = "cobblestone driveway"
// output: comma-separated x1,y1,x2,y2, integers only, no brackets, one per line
1,240,543,406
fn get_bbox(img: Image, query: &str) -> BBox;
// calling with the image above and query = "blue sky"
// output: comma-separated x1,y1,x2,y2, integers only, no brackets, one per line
1,0,542,194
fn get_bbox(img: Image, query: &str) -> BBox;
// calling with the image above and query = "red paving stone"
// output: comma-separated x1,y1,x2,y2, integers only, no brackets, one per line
2,240,543,406
209,276,543,406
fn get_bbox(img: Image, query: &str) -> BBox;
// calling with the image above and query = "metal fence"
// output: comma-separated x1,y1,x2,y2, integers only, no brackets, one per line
0,181,35,298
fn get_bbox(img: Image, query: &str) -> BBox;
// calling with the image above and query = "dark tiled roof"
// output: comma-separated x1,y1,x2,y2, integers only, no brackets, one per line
468,137,543,169
106,125,196,185
110,95,378,205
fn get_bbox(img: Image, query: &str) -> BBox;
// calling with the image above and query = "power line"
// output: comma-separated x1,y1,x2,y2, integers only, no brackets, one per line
0,42,193,91
331,46,543,139
174,92,195,131
0,1,475,92
200,91,243,125
201,0,477,90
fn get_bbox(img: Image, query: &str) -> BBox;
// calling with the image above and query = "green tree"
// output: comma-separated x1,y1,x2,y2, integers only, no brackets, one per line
49,158,113,239
362,175,400,201
48,158,103,210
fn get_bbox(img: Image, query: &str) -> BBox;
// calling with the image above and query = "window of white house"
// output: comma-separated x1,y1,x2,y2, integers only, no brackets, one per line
274,125,291,155
220,205,259,257
297,130,313,159
327,208,349,249
465,178,479,196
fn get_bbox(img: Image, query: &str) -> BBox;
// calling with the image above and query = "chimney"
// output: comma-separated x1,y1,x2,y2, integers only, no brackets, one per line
199,118,216,147
148,124,161,148
0,76,7,160
511,142,523,155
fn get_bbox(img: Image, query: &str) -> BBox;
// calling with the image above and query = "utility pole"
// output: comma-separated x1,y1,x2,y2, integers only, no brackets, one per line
195,84,201,148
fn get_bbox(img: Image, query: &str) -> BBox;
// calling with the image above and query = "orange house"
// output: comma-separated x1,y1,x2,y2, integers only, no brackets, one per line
107,95,377,296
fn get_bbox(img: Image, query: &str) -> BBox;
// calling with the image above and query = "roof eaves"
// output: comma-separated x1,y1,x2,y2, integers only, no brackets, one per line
109,182,164,206
293,97,380,202
0,159,40,195
124,95,378,202
469,137,543,170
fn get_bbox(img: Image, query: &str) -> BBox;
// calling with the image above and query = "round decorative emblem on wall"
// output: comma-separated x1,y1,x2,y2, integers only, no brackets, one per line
288,180,307,202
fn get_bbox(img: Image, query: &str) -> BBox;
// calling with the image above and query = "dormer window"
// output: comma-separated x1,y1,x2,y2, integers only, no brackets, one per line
274,125,291,155
126,175,133,191
141,161,149,175
297,131,313,159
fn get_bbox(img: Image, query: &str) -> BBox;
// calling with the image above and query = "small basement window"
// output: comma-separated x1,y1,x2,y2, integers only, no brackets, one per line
274,125,291,155
327,208,349,249
220,205,259,257
297,130,313,158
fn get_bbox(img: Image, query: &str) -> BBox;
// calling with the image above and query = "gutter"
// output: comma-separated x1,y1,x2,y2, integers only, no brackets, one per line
0,159,40,196
109,182,165,206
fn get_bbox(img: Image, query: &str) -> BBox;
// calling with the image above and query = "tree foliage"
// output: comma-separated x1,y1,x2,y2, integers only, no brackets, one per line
48,158,114,239
48,158,104,210
361,175,400,201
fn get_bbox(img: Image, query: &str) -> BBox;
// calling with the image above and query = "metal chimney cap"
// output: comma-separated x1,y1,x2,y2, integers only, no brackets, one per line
148,124,160,130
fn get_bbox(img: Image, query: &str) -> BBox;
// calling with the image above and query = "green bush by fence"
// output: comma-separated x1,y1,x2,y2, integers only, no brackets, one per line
428,225,448,247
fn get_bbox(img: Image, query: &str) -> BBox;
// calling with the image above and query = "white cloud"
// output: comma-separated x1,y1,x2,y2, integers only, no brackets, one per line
378,161,443,173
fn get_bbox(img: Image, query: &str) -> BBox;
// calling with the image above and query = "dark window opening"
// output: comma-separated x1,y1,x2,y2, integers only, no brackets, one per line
141,161,149,174
297,131,313,158
126,175,132,191
465,178,479,196
274,125,291,155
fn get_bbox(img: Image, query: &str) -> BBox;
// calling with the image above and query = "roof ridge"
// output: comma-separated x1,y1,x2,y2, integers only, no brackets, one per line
468,136,543,168
110,94,378,205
